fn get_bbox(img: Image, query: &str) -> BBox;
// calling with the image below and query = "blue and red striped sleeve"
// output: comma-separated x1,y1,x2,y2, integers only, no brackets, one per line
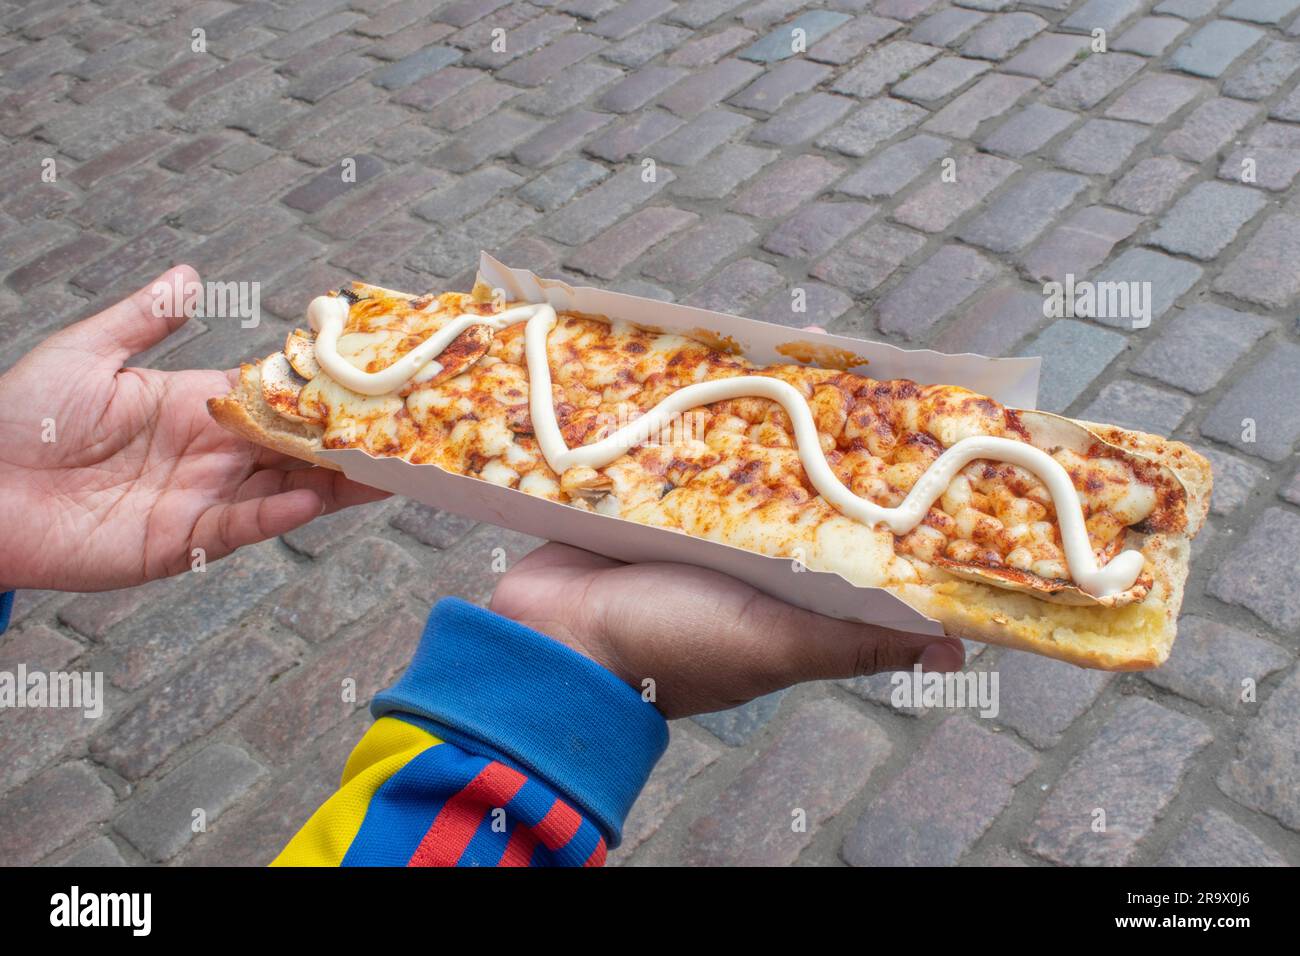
273,597,669,867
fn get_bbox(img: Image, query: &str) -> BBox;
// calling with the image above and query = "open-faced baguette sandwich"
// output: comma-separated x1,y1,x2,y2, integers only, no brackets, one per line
210,281,1211,671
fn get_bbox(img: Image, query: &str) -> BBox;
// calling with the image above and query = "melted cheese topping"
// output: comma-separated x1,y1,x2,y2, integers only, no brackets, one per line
300,294,1156,598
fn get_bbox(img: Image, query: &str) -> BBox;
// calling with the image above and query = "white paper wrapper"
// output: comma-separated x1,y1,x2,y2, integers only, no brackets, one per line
317,253,1044,636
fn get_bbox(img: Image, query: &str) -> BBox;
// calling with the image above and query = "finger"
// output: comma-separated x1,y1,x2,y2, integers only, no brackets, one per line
192,488,323,562
235,465,390,513
803,325,826,333
731,591,965,686
52,264,201,366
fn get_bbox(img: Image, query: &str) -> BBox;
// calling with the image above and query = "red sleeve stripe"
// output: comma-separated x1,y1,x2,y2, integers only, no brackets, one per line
407,761,527,867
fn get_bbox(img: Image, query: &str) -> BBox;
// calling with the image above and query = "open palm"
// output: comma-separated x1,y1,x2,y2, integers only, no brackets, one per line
0,266,385,592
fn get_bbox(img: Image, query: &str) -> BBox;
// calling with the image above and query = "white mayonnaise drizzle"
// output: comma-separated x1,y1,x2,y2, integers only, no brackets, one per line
307,296,1144,597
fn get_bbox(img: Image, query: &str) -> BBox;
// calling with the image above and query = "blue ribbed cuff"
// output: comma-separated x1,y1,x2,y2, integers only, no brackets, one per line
372,597,668,847
0,592,13,635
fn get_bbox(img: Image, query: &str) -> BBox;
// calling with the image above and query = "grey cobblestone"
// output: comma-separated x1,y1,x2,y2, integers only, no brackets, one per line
4,0,1299,870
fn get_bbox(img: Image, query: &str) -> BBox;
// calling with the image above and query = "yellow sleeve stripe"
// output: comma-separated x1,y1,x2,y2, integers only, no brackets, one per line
271,717,443,867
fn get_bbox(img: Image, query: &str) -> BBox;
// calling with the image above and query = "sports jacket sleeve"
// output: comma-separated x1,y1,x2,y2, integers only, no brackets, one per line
273,597,669,867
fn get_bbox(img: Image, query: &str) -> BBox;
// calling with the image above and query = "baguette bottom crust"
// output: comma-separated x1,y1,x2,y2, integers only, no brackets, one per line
209,370,1210,671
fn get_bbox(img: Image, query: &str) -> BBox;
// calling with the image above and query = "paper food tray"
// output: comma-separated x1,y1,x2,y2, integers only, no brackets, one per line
317,253,1044,637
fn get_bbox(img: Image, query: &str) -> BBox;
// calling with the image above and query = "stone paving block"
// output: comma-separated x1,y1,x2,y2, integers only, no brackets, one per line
993,651,1113,748
1082,379,1195,434
1106,156,1197,214
1147,181,1268,261
817,97,928,156
612,730,724,859
515,110,613,168
1131,303,1275,394
272,536,422,641
670,142,777,199
1018,320,1128,413
980,102,1076,157
282,499,396,558
668,26,756,66
589,0,675,40
1055,118,1150,175
685,699,891,865
1062,0,1147,31
1208,507,1300,628
1160,808,1289,866
1020,205,1141,283
751,91,856,146
763,200,875,259
911,8,989,46
1147,615,1292,713
932,283,1045,359
740,9,853,62
961,12,1046,60
658,58,761,117
837,133,950,198
957,169,1088,253
91,626,292,782
587,108,686,162
0,762,116,866
892,56,991,103
877,244,999,340
1223,38,1300,99
1114,16,1189,56
518,158,608,211
892,152,1018,232
809,14,904,63
432,109,546,172
831,39,942,97
51,837,128,868
1213,212,1300,309
668,0,747,29
115,744,265,863
1026,698,1212,865
1223,0,1300,20
372,46,463,90
1196,446,1270,515
647,109,753,165
730,58,829,112
1002,31,1090,77
684,257,785,314
517,62,623,116
731,154,844,217
1171,20,1264,77
107,542,293,692
1219,145,1300,191
1217,665,1300,829
921,72,1036,137
1088,248,1203,328
605,23,692,67
598,65,690,113
497,33,608,86
388,502,479,550
754,280,855,328
810,220,925,293
1044,51,1144,109
1106,73,1205,124
643,214,756,285
539,166,674,245
1203,341,1300,455
1161,96,1260,163
844,718,1036,866
566,206,698,279
242,610,424,765
690,689,789,745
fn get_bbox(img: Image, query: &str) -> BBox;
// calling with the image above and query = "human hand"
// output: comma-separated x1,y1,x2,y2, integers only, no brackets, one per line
0,265,387,593
490,543,966,719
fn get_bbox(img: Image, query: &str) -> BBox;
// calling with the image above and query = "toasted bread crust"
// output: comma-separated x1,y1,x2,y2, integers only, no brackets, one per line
207,364,336,470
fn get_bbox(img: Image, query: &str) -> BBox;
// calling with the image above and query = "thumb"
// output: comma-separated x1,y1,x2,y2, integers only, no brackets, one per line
50,264,200,366
743,592,966,685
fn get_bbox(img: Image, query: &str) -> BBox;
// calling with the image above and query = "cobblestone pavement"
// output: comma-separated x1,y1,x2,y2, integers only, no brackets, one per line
1,0,1298,868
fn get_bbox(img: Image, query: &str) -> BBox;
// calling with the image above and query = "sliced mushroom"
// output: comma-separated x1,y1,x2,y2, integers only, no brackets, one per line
560,465,614,501
260,352,315,424
402,323,494,394
284,328,320,380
